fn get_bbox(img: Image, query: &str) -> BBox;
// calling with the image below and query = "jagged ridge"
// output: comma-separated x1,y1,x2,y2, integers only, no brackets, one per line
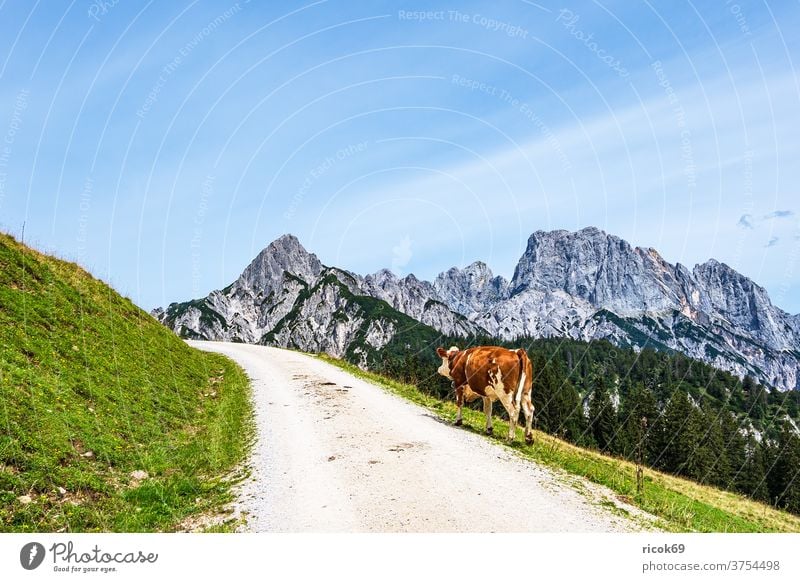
153,235,469,367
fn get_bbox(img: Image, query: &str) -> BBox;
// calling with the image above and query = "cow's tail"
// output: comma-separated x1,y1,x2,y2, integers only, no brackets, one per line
515,348,530,408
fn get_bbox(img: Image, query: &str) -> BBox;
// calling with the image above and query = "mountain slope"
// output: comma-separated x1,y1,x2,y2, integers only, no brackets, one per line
0,232,251,532
155,235,472,365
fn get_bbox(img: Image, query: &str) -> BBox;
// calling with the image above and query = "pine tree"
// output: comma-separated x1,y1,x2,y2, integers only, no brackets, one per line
694,403,730,488
554,377,585,444
769,423,800,513
654,389,703,476
720,410,747,492
531,354,559,434
738,436,769,502
729,380,746,411
588,367,619,452
618,382,658,462
744,376,768,421
531,355,584,443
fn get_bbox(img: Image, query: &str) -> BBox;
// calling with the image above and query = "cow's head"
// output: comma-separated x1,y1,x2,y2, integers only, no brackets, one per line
435,346,459,379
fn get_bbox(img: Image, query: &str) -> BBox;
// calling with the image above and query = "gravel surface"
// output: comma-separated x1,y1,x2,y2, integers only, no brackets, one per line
189,341,660,532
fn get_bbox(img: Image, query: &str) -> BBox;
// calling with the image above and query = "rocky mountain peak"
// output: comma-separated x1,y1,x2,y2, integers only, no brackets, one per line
513,227,615,281
693,258,767,311
433,260,509,318
694,258,749,284
510,227,682,315
237,234,323,294
462,260,494,279
691,257,795,349
372,267,397,279
364,269,428,292
349,266,479,337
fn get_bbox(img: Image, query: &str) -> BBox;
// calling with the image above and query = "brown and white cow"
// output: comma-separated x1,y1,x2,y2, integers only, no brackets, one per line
436,345,534,443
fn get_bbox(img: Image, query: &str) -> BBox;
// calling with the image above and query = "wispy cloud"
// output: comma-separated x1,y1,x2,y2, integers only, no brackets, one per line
764,210,794,219
766,236,779,248
391,235,413,276
737,214,754,229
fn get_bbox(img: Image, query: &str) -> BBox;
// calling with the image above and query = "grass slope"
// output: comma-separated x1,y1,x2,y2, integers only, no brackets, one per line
320,355,800,533
0,233,252,532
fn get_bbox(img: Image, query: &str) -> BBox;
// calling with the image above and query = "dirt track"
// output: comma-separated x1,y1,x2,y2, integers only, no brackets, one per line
189,341,659,532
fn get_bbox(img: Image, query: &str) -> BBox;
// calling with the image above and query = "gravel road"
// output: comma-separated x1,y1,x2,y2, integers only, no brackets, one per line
189,341,659,532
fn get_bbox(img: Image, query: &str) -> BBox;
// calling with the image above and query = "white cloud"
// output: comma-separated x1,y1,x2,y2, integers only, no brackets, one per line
306,65,800,310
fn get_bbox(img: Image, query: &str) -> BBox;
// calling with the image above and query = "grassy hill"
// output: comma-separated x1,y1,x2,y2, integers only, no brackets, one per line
0,233,252,532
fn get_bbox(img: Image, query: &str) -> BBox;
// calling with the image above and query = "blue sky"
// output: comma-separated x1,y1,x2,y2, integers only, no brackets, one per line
0,0,798,313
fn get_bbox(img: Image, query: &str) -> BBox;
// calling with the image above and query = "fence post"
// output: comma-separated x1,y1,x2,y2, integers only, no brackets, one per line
636,416,647,495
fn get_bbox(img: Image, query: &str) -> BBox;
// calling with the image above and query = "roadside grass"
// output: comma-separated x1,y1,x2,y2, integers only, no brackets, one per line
319,354,800,533
0,233,253,532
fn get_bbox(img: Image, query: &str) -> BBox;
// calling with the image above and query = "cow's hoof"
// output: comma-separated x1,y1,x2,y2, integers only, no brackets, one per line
454,419,463,426
525,435,534,445
485,427,493,435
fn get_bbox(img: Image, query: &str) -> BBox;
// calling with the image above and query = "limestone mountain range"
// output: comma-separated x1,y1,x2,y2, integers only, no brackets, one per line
153,228,800,390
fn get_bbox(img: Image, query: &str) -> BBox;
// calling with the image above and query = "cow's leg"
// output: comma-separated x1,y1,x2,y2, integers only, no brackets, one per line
483,397,493,434
496,391,519,442
454,385,464,426
521,391,535,444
